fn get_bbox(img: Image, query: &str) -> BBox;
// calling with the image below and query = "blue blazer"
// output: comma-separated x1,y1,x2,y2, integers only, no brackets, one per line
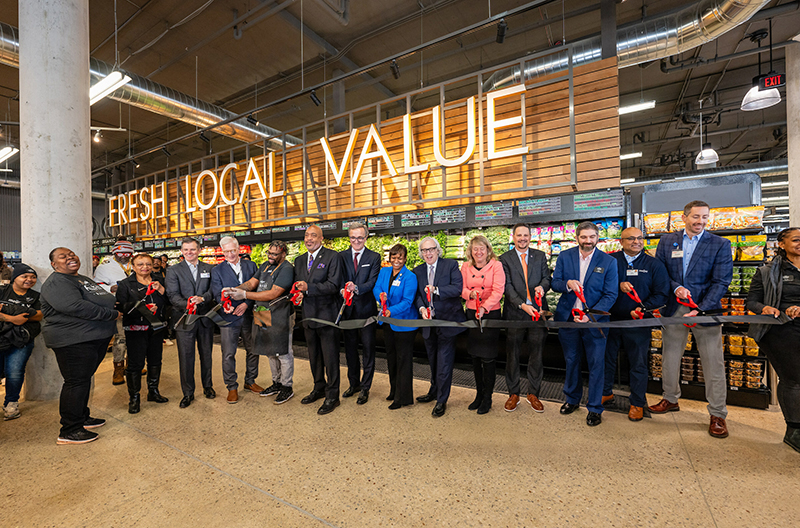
608,251,670,321
373,266,418,332
211,259,258,326
551,247,619,322
413,258,467,338
655,230,733,316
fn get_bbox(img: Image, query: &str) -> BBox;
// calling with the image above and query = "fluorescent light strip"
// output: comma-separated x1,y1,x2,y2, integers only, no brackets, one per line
618,100,656,115
761,181,788,188
90,71,132,105
0,146,19,163
620,152,642,160
762,196,789,202
620,178,635,184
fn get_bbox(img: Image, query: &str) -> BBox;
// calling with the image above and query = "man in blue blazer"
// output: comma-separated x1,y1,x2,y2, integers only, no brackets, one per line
552,221,618,426
211,236,260,404
650,200,733,439
413,237,466,417
339,223,381,405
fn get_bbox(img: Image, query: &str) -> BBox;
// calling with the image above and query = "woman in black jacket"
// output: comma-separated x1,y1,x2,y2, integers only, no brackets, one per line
116,254,169,413
746,227,800,452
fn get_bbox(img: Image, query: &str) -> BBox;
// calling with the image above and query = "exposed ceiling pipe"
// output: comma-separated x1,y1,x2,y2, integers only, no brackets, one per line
629,159,787,184
0,21,298,150
622,120,786,148
483,0,772,91
661,40,794,73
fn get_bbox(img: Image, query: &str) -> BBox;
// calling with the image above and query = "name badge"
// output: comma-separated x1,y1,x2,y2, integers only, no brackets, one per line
200,272,210,278
392,280,401,287
593,267,604,273
783,275,794,282
361,264,371,267
627,269,639,277
671,250,684,259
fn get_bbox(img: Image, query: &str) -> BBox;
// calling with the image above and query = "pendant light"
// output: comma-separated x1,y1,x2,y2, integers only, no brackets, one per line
741,20,781,111
695,99,718,167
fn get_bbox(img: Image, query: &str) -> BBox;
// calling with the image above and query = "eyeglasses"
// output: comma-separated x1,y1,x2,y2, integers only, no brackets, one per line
349,236,366,242
267,251,283,257
420,247,438,254
623,236,644,242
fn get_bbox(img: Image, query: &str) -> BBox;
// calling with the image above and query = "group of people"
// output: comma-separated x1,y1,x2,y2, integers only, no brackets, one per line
4,199,799,452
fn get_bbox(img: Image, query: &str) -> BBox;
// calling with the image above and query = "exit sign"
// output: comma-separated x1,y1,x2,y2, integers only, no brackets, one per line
759,73,785,90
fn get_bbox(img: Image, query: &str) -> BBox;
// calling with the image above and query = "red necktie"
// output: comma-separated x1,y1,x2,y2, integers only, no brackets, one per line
354,252,359,273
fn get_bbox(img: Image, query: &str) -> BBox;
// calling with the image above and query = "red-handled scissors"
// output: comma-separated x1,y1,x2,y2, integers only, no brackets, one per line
379,292,388,317
334,288,354,325
186,298,197,315
221,290,232,312
573,284,608,337
473,291,483,333
626,288,665,320
425,287,433,319
289,283,303,306
146,282,158,296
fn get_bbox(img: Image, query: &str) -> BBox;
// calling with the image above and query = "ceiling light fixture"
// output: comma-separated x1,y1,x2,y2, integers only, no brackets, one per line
619,178,635,184
246,114,260,126
741,20,781,112
760,181,788,188
618,100,656,115
762,195,789,202
390,59,400,80
620,152,643,160
310,90,321,106
496,19,508,44
93,130,102,143
694,99,718,168
89,70,132,106
0,146,19,163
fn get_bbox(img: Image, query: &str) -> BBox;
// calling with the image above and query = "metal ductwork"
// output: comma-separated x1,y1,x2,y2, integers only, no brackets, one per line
483,0,772,91
0,21,295,150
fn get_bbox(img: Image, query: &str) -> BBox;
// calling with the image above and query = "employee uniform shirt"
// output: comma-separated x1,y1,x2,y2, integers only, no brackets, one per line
779,260,800,313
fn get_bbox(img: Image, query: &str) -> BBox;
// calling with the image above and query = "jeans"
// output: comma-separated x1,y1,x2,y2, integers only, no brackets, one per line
220,317,258,390
52,337,111,436
2,342,35,405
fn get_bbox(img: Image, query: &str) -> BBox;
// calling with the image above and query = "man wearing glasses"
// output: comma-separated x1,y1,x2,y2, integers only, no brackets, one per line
413,237,466,417
338,223,380,405
602,227,669,421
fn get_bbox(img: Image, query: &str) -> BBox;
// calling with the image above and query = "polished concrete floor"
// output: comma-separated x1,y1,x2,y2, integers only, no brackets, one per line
2,343,799,527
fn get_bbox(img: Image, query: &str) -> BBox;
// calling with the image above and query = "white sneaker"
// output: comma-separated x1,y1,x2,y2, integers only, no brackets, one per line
163,339,174,346
4,401,20,421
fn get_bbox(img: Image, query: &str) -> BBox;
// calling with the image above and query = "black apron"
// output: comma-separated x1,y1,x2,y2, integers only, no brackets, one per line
252,262,293,357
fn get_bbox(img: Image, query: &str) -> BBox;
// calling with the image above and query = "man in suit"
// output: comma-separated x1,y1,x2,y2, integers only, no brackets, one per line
211,236,261,405
552,221,618,427
166,237,216,408
339,222,380,405
650,200,733,438
500,223,552,413
414,237,466,418
294,225,344,415
603,227,670,421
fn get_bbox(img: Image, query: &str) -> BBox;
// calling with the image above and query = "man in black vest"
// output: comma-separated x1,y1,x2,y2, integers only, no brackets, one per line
339,223,380,405
294,225,344,415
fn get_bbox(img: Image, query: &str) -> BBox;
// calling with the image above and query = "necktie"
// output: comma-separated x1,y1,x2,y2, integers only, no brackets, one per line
354,251,359,273
520,252,532,304
307,253,314,272
428,265,435,287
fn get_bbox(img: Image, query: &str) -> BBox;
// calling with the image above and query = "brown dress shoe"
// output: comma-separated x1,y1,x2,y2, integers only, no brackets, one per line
601,394,615,405
709,416,729,438
227,389,239,404
648,398,679,414
628,405,644,421
504,394,520,412
244,383,264,394
526,394,544,413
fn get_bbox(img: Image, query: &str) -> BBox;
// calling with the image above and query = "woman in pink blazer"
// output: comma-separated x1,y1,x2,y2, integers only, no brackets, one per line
461,235,506,414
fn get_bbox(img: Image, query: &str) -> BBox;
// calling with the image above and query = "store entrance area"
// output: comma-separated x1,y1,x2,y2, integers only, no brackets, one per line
2,342,797,526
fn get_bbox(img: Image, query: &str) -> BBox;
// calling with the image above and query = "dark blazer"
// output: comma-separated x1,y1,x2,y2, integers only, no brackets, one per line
115,274,167,328
373,266,419,332
413,257,467,338
499,247,552,320
655,230,733,316
210,259,258,326
294,247,343,328
339,247,381,319
608,251,670,321
165,260,215,327
551,247,618,322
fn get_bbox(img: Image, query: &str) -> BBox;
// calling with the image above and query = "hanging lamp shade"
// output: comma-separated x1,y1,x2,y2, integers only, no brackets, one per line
695,143,719,166
741,84,781,111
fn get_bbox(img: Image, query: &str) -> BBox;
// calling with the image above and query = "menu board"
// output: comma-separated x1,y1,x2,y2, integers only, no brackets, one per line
433,207,467,225
234,230,252,237
153,240,165,249
475,202,513,222
319,221,338,231
574,189,624,212
368,215,395,230
252,228,271,236
518,196,562,216
342,218,368,230
143,240,154,248
164,238,177,247
202,234,218,242
401,211,432,228
96,245,107,254
133,242,144,250
294,224,309,231
271,226,290,233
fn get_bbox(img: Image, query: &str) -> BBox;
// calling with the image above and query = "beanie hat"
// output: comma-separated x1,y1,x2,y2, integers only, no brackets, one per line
112,241,134,255
11,263,37,282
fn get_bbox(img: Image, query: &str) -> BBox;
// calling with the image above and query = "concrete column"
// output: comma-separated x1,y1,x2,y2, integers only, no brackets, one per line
19,0,92,400
788,42,800,227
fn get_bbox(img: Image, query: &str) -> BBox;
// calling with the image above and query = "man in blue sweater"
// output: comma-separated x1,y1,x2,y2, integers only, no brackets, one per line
602,227,670,421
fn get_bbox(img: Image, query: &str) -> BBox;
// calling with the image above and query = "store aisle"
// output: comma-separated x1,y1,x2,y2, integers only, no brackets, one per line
2,342,799,527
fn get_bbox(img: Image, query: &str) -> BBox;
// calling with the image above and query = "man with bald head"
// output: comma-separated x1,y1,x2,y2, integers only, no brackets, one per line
603,227,670,421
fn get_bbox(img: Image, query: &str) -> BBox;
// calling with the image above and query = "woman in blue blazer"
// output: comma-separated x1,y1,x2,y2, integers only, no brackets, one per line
373,244,418,409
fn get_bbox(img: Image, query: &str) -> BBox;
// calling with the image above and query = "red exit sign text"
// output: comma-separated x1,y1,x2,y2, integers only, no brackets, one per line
759,73,786,90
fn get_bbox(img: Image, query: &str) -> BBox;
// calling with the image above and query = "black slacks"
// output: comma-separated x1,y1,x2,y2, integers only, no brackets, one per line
343,322,376,390
385,326,416,406
52,337,111,436
125,329,165,373
175,322,214,397
305,325,340,399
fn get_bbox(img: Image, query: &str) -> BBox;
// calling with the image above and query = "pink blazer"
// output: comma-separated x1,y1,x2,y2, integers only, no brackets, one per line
461,259,505,312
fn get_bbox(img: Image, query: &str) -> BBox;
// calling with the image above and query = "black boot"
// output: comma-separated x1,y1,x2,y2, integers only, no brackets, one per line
146,365,169,403
785,425,800,453
468,357,484,411
126,369,141,414
477,360,495,415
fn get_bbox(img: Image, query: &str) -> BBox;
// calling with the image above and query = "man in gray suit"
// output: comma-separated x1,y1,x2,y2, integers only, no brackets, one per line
499,223,552,413
166,237,216,408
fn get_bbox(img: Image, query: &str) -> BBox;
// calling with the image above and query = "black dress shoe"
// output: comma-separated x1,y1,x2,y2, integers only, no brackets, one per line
357,390,369,405
301,391,324,405
317,398,340,415
416,392,436,403
385,393,395,401
203,387,216,399
179,395,194,408
560,402,579,415
388,401,403,410
586,411,602,426
342,386,360,398
432,402,446,417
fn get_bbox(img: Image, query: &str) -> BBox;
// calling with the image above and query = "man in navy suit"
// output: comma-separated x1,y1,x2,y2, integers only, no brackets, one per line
294,225,344,415
339,223,380,405
414,237,466,418
650,200,733,438
165,237,216,408
552,221,618,427
211,236,261,404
